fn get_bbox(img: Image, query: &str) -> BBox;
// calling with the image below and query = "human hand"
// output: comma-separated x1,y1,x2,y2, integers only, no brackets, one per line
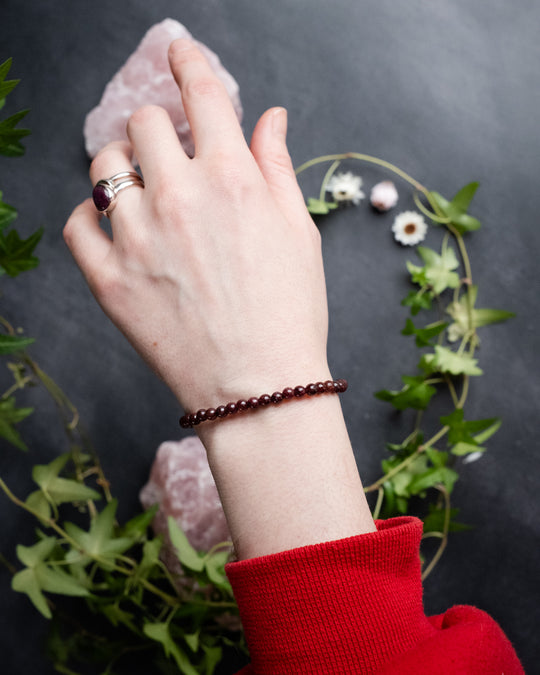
64,39,330,412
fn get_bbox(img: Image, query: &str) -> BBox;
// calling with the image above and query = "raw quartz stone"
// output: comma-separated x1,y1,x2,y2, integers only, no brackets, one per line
84,18,243,158
139,436,230,554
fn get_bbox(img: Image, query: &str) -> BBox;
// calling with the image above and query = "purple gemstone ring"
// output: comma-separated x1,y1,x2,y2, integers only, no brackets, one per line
92,171,144,216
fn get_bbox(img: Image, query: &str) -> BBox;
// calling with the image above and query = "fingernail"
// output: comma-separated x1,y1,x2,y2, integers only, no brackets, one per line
272,107,288,138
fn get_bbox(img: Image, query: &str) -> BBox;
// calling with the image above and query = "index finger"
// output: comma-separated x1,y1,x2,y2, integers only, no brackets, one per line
168,39,247,157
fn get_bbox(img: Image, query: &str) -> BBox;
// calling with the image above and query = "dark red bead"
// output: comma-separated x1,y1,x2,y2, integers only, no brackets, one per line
189,413,200,426
179,415,191,428
247,397,259,409
316,382,326,394
216,405,228,418
206,408,217,420
324,380,335,392
271,391,283,404
236,399,249,412
332,381,340,392
294,386,306,397
306,383,318,396
226,402,237,415
197,408,208,422
282,387,294,399
258,394,271,406
337,378,348,392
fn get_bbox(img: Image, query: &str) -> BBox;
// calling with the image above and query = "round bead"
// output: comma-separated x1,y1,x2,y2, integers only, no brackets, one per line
324,380,335,392
271,391,283,404
179,415,191,428
306,383,318,396
226,402,237,415
316,382,326,394
216,405,228,418
206,408,217,421
337,378,348,392
294,386,306,397
282,387,294,399
197,408,208,422
236,399,249,413
247,397,260,409
189,413,200,426
258,394,271,406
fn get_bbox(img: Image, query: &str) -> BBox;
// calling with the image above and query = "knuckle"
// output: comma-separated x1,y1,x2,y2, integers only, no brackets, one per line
183,75,224,101
128,104,167,130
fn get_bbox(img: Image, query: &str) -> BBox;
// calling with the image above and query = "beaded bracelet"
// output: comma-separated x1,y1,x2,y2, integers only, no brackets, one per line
179,379,348,428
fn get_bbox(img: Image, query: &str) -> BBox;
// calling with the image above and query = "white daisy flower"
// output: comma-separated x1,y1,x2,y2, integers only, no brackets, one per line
392,211,428,246
370,180,399,211
326,172,365,205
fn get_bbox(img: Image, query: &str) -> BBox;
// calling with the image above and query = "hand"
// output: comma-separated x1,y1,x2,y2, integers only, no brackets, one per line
64,39,329,412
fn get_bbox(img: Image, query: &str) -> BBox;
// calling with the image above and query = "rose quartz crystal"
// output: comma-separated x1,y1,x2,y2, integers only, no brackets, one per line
139,436,230,553
84,18,243,158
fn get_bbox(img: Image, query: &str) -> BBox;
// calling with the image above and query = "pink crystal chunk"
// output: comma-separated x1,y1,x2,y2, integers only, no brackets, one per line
84,19,243,158
139,436,230,553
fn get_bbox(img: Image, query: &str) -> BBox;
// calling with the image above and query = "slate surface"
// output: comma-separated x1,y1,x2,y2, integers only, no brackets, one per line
0,1,538,673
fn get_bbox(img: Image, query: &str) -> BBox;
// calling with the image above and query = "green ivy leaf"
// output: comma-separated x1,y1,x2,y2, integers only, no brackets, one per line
429,183,482,234
0,333,35,354
446,285,515,342
412,245,461,295
12,567,51,618
451,441,485,456
119,503,159,540
0,225,43,276
306,197,338,214
0,396,33,450
25,489,52,520
408,466,459,495
0,192,17,230
423,504,472,533
421,345,483,376
0,108,31,157
32,453,101,505
64,500,133,566
440,408,500,446
204,549,232,591
143,622,199,675
375,375,437,410
401,290,433,315
402,318,448,347
168,516,204,572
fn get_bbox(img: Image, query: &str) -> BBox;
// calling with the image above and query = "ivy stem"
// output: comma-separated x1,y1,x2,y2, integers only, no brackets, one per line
319,159,341,201
295,152,428,194
421,485,451,580
364,448,422,493
372,486,385,520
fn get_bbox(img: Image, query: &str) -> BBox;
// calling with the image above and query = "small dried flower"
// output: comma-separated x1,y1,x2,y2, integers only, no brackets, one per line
326,171,365,205
392,211,428,246
370,180,399,211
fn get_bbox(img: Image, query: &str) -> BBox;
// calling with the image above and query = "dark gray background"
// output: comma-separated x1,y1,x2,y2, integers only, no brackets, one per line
1,0,538,673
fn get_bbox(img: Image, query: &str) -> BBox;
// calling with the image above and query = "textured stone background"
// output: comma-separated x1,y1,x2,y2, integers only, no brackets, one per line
1,1,538,672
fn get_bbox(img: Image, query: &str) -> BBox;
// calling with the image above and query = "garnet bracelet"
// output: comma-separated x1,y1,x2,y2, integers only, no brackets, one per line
179,379,348,429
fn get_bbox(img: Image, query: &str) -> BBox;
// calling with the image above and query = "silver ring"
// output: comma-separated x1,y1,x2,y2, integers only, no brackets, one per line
92,171,144,216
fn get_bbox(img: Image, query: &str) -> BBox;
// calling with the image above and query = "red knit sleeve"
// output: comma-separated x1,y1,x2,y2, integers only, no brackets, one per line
225,517,524,674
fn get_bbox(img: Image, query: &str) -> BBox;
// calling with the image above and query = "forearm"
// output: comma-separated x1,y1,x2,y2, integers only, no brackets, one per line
196,375,376,560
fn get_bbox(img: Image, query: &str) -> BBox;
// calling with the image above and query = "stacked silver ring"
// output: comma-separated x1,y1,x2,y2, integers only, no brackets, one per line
92,171,145,216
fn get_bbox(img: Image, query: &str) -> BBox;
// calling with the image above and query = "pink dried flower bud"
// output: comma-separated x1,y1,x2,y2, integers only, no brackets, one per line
370,180,399,211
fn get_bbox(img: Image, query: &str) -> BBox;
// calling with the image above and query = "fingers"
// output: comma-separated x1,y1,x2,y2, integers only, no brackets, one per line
63,199,113,285
89,140,145,225
126,104,187,185
167,39,247,157
250,107,312,225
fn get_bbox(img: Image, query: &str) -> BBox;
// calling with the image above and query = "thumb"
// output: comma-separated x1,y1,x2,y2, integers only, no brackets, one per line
250,107,310,223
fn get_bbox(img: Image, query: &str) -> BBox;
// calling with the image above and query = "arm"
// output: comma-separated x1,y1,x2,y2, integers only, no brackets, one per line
64,38,375,560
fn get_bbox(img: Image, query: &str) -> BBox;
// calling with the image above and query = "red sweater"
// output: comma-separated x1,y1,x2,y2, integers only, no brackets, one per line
225,517,524,674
